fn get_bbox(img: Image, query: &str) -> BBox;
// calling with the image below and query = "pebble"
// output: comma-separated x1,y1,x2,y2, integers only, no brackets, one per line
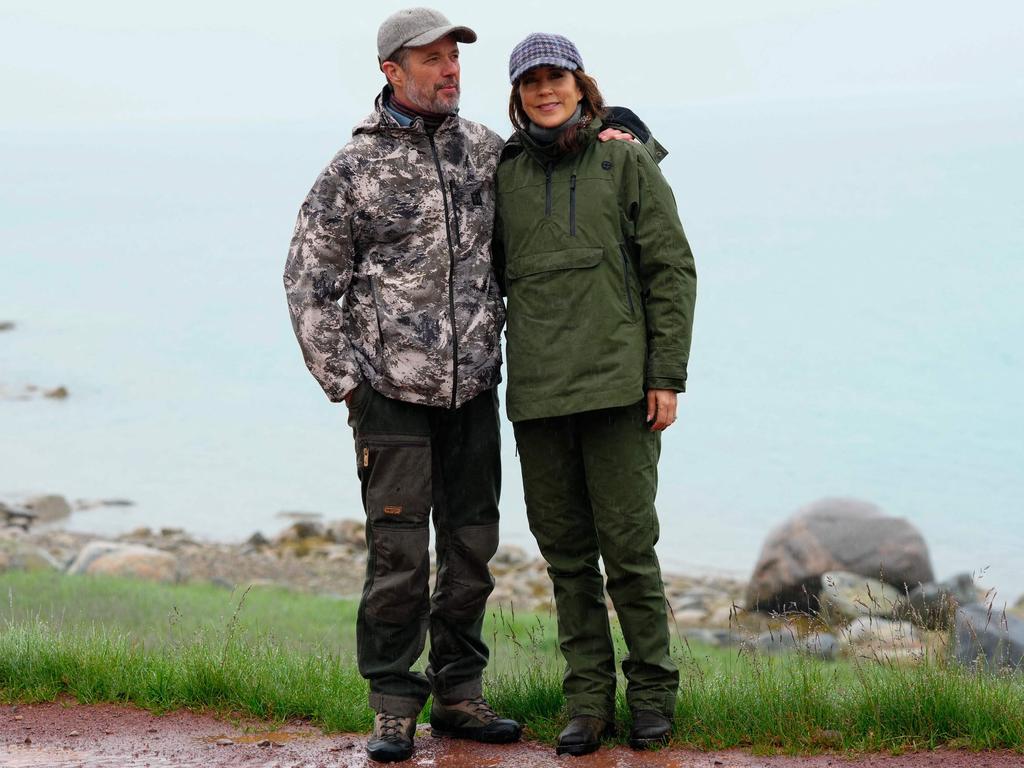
216,738,234,746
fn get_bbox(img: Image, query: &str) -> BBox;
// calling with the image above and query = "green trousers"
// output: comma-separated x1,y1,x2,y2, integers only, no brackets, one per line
513,401,679,720
347,385,501,717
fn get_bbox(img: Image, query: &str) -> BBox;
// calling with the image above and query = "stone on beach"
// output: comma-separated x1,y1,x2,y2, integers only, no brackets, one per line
745,497,934,612
905,573,978,629
819,571,906,621
0,539,61,573
25,495,73,524
752,628,839,660
67,541,182,583
954,603,1024,672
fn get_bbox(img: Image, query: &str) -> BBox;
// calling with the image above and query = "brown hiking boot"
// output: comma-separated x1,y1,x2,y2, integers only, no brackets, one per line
366,712,416,763
430,696,522,743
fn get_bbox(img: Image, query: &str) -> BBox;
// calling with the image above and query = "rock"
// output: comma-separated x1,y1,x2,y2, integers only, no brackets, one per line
216,738,234,746
0,539,61,572
25,495,72,524
955,603,1024,672
1012,595,1024,620
819,571,906,621
905,573,978,629
276,510,323,521
493,544,529,567
681,627,743,648
745,498,934,612
2,504,36,530
67,541,182,583
841,616,919,645
43,386,69,399
273,521,325,544
325,519,365,546
753,629,839,660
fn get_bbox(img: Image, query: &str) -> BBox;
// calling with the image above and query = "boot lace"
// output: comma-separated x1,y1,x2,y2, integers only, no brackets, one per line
377,713,408,741
464,696,498,723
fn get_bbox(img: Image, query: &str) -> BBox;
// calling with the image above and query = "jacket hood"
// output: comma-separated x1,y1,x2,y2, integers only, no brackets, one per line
353,86,462,137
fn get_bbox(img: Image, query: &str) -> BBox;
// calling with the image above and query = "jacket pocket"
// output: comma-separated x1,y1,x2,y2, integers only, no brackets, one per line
358,433,431,622
506,247,602,280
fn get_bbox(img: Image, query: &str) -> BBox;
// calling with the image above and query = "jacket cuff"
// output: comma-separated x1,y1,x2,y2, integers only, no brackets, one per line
324,371,363,403
646,376,686,393
645,347,688,390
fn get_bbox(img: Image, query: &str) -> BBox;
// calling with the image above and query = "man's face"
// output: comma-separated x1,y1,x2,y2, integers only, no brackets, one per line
389,34,461,113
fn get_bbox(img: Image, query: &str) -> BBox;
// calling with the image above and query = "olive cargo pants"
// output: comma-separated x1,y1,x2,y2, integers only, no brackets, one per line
513,401,679,719
347,385,501,717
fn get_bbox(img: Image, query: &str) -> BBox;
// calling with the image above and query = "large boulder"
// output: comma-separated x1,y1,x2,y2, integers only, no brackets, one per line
67,541,181,583
955,603,1024,672
746,498,934,612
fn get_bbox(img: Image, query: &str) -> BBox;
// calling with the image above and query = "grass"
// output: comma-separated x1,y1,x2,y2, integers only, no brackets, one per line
1,570,1022,752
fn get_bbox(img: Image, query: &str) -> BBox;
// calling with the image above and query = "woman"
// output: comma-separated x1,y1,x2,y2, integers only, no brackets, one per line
493,33,697,756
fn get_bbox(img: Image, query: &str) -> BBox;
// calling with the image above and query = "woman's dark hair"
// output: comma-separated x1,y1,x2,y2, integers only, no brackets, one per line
509,69,608,154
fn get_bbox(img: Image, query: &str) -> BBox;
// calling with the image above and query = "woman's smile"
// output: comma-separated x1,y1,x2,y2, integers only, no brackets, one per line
519,66,583,128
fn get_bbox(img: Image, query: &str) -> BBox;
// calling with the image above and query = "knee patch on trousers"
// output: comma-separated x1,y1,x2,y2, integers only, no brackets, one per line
432,523,499,620
360,433,431,624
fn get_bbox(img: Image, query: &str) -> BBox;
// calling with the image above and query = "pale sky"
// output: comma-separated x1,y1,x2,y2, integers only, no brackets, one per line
2,0,1022,133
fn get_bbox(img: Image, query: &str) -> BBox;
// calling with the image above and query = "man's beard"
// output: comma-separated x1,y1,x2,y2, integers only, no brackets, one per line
405,78,460,114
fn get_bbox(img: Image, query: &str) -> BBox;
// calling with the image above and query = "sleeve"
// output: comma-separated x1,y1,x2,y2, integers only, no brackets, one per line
628,150,697,392
282,162,363,402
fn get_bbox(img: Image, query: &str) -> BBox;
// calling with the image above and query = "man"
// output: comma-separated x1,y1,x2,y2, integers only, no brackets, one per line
283,8,517,763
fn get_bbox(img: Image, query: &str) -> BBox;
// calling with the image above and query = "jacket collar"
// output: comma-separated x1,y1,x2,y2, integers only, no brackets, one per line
353,86,461,138
511,116,604,166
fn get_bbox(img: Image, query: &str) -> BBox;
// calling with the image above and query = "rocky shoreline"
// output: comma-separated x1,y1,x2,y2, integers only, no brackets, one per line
3,493,1022,670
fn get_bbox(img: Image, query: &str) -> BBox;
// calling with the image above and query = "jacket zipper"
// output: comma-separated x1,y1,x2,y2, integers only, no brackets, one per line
569,174,577,236
428,134,459,409
449,180,462,246
619,244,635,314
545,162,553,216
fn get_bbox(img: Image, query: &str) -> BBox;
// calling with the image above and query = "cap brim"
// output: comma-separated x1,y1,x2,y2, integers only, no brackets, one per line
510,57,580,84
404,24,477,49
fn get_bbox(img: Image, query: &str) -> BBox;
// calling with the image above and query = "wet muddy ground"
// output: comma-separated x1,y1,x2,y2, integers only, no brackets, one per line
2,701,1021,768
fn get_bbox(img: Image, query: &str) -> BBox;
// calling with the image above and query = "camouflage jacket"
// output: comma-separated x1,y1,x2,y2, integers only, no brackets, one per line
284,89,506,408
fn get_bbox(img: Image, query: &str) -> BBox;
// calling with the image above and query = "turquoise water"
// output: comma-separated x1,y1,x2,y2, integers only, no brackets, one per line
2,93,1021,602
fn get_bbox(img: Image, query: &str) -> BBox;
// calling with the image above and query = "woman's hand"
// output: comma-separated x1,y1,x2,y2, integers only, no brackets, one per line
646,389,678,431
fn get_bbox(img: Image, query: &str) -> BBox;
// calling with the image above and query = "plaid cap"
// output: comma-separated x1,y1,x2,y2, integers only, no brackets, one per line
508,33,584,84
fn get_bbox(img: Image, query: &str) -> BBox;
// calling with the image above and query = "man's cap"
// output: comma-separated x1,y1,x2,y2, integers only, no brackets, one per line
508,33,584,84
377,7,477,63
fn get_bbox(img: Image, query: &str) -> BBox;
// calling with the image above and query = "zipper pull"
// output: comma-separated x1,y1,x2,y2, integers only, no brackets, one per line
362,446,369,468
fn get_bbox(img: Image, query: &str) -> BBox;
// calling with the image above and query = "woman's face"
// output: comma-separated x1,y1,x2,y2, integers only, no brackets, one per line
518,66,583,128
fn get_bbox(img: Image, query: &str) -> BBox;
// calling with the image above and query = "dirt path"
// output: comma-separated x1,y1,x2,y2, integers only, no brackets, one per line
1,702,1020,768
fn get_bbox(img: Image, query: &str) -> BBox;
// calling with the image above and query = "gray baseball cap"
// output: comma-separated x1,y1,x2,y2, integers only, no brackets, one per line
377,7,477,63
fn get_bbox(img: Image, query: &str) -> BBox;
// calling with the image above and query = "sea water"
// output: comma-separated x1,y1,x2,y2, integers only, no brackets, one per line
2,93,1021,603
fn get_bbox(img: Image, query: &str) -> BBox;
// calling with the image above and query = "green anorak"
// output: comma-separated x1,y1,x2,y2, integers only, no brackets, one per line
495,118,696,422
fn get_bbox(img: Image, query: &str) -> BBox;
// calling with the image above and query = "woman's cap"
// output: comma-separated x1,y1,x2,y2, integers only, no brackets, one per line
377,7,477,63
508,33,584,84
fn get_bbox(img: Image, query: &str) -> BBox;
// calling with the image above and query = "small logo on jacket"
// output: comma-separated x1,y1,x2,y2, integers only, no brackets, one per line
601,160,613,171
384,506,403,516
